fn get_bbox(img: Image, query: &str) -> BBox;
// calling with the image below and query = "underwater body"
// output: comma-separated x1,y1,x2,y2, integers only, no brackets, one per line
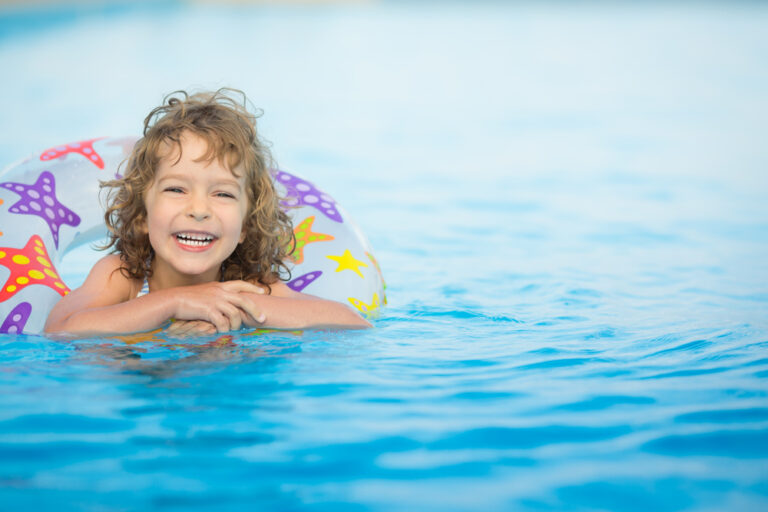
1,1,767,511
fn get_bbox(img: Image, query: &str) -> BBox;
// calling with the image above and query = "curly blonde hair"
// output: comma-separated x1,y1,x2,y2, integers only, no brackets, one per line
101,88,295,289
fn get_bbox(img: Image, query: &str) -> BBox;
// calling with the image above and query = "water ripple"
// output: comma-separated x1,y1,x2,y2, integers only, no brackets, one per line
643,429,768,458
516,357,613,371
430,425,631,450
674,408,768,424
0,414,132,434
555,395,656,411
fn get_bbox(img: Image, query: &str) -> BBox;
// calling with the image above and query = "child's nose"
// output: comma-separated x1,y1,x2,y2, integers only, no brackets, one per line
187,210,210,221
186,195,211,221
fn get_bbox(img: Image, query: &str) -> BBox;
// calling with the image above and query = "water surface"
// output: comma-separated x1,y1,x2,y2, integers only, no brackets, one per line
1,1,767,510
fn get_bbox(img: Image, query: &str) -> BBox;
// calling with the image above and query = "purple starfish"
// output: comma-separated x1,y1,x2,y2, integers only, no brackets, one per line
0,171,81,248
274,170,343,223
287,271,323,292
1,302,31,334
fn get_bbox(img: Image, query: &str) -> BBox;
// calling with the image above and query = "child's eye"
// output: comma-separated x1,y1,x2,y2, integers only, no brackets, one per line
216,192,236,199
164,187,184,194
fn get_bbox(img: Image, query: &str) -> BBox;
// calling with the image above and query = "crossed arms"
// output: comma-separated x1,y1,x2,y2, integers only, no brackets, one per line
44,254,371,337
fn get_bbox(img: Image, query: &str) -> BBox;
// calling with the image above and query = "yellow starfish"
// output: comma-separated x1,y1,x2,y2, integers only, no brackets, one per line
348,293,381,318
366,251,387,304
326,249,368,278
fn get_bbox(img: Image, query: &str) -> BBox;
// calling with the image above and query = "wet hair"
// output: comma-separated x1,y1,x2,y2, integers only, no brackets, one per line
100,88,295,289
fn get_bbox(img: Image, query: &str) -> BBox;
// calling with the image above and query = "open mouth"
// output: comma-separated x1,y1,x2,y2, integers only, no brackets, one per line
174,232,217,247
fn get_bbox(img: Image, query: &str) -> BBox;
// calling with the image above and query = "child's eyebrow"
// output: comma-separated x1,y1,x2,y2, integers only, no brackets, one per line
212,178,242,187
156,173,190,184
157,174,241,188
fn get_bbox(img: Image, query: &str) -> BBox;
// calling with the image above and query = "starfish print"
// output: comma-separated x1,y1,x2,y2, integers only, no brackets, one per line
287,270,323,292
366,251,387,304
0,171,81,248
290,216,334,264
348,293,381,318
1,302,32,334
326,249,368,279
274,170,343,223
40,137,106,169
0,235,69,302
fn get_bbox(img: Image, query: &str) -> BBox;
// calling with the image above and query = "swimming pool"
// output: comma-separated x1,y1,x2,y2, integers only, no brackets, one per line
1,1,767,510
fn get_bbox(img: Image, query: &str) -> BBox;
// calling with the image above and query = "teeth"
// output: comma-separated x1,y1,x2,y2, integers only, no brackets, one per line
176,233,214,246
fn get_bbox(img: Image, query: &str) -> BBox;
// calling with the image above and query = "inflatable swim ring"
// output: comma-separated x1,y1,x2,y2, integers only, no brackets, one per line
0,137,386,335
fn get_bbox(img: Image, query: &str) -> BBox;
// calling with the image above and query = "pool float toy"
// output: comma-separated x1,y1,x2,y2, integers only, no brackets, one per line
0,137,385,335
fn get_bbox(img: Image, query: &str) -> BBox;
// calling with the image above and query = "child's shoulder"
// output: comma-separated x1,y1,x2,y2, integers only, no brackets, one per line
84,254,143,299
89,253,127,275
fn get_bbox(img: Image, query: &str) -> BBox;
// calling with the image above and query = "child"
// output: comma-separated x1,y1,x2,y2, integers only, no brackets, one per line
44,89,371,336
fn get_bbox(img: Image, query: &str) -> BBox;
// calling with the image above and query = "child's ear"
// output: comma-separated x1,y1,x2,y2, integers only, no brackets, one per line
239,227,246,244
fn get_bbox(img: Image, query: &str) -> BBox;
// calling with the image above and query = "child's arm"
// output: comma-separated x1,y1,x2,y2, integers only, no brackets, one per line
44,255,265,336
163,282,372,336
240,281,372,330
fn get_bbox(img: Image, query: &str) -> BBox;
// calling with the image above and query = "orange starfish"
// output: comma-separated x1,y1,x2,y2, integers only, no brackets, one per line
289,216,334,264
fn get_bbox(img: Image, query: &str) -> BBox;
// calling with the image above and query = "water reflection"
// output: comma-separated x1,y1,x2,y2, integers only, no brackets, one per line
72,328,303,379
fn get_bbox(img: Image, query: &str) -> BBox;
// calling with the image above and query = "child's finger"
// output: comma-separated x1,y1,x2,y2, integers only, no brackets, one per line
226,293,266,325
208,311,231,333
227,310,242,331
216,301,242,331
238,299,266,325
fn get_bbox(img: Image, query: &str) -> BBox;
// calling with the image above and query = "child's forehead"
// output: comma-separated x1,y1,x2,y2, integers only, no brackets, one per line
157,131,214,161
156,132,245,180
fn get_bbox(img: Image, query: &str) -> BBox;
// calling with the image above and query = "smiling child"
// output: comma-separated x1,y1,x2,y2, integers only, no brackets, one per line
44,89,370,336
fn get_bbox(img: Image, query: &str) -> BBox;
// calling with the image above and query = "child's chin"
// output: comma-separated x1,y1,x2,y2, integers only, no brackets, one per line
172,263,219,279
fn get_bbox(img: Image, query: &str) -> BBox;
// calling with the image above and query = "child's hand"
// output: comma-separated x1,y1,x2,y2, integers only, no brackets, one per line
165,320,216,337
241,308,268,328
171,281,266,332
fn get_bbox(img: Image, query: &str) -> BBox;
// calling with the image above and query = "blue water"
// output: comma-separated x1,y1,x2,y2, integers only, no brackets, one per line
1,1,768,510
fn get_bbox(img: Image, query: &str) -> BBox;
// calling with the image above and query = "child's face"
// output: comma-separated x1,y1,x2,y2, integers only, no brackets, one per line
144,131,249,284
